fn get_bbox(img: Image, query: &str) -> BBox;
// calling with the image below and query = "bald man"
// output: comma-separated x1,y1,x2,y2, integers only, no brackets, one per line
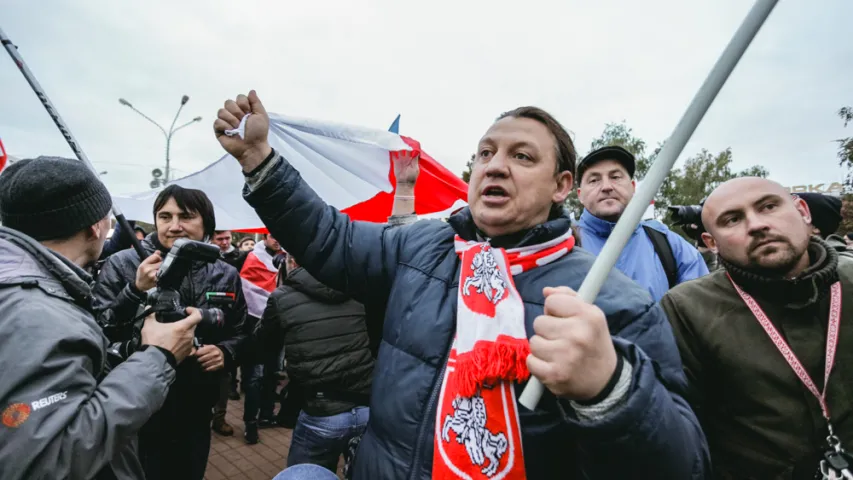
660,177,853,479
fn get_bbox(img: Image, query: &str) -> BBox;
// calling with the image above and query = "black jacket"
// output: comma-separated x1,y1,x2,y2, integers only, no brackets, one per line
92,233,249,426
260,267,374,417
221,246,248,272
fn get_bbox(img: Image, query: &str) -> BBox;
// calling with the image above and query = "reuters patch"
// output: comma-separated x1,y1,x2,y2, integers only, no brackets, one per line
2,403,31,428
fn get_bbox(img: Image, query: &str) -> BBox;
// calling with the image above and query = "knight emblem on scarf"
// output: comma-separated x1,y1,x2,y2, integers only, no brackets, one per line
461,245,508,315
441,394,509,477
434,352,525,479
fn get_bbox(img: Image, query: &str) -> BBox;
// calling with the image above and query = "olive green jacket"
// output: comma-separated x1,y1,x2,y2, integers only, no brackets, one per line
662,240,853,479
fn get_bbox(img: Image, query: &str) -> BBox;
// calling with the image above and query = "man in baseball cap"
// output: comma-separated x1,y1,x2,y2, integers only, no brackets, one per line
576,145,708,300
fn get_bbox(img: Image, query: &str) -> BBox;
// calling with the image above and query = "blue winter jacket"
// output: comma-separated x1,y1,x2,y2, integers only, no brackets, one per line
579,211,709,301
244,153,710,479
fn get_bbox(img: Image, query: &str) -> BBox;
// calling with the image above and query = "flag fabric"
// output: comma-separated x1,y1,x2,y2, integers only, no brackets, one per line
112,114,469,231
0,138,7,172
239,242,279,318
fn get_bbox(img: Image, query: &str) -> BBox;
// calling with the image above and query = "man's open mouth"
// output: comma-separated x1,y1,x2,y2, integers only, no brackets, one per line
481,186,509,198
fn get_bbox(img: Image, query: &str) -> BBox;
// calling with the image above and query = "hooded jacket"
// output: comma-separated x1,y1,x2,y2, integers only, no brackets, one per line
662,239,853,478
92,233,249,425
260,267,373,417
241,151,710,479
0,227,174,480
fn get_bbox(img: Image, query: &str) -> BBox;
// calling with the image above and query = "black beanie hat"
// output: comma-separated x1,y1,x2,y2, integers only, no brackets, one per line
0,156,112,241
798,192,842,238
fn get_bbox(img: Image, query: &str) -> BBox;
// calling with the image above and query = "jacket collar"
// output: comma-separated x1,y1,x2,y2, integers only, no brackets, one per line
145,232,167,254
0,227,93,306
579,210,641,239
447,206,572,249
722,237,839,309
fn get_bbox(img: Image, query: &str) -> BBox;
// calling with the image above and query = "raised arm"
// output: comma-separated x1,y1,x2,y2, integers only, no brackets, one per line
214,91,409,306
388,150,419,226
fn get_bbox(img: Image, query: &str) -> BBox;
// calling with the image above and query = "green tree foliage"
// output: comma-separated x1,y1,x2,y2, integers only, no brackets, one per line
838,194,853,236
837,106,853,187
461,154,475,183
589,122,654,180
577,122,768,230
655,148,768,218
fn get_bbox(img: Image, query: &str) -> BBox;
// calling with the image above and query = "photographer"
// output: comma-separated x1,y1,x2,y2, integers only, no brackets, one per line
0,157,201,480
668,203,722,272
93,185,248,480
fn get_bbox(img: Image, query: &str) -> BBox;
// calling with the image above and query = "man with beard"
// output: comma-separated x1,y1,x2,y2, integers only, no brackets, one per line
212,90,709,479
661,177,853,479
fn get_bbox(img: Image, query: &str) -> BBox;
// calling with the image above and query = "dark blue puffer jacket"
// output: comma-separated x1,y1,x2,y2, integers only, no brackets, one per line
245,153,710,479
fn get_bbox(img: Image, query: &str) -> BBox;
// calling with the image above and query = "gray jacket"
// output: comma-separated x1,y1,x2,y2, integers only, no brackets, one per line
0,227,175,480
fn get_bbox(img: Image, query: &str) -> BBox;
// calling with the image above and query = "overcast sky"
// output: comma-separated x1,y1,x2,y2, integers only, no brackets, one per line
2,0,851,196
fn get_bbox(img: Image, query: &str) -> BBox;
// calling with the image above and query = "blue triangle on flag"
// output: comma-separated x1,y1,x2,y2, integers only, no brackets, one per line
388,114,401,134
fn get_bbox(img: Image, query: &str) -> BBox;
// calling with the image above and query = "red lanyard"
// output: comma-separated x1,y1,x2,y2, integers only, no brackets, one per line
728,274,842,421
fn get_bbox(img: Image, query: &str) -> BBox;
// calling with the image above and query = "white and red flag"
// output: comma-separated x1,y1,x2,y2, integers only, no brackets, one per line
112,114,469,230
239,242,279,318
0,137,7,172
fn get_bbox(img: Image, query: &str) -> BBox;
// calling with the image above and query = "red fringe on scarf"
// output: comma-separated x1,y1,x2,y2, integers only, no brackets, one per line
453,335,531,397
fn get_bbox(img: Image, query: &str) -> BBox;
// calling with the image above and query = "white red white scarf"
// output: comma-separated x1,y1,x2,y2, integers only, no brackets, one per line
433,231,576,480
240,242,279,318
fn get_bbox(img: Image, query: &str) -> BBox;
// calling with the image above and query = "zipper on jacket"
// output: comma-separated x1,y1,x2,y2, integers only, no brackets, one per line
407,338,454,480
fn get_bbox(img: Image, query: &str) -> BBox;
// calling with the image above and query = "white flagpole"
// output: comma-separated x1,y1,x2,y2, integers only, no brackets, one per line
519,0,780,410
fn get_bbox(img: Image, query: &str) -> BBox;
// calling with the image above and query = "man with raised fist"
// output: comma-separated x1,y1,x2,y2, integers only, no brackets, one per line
213,91,709,479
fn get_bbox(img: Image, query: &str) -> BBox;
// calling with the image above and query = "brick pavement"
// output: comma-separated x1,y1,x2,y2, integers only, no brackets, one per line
204,397,344,480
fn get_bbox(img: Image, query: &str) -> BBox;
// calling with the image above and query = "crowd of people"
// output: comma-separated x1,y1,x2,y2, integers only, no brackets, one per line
1,89,852,480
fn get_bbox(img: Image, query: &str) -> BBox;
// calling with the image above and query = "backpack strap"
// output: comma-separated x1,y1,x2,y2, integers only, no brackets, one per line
642,225,678,289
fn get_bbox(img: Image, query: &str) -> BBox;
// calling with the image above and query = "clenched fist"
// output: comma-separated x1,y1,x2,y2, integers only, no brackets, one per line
214,90,272,173
526,286,618,401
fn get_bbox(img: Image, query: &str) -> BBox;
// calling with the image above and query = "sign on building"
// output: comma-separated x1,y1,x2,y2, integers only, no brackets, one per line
786,182,846,196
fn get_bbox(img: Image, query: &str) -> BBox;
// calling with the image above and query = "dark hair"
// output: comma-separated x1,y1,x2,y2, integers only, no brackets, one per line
214,230,231,235
152,185,216,239
496,106,578,184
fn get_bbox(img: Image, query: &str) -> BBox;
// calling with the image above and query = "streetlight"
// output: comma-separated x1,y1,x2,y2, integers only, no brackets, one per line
118,95,202,184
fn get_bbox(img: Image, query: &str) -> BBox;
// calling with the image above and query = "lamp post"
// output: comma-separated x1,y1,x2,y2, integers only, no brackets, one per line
118,95,201,185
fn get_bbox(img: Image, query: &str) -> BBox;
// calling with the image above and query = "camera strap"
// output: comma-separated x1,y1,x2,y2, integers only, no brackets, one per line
130,305,167,324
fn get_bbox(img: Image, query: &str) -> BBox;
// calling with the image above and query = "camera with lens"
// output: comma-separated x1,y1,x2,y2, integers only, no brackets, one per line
668,204,704,242
107,238,226,362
